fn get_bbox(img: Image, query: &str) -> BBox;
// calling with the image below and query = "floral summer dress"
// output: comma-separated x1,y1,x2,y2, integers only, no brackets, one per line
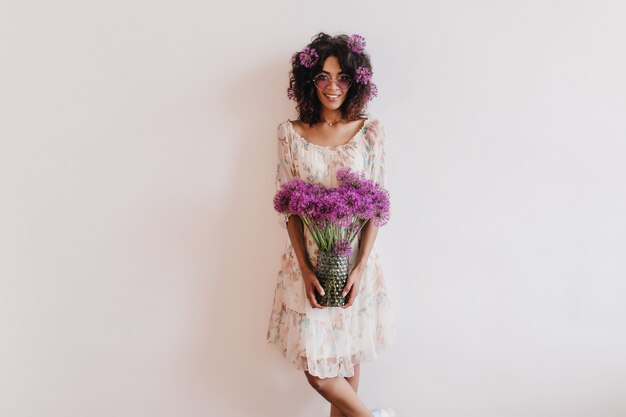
267,117,396,379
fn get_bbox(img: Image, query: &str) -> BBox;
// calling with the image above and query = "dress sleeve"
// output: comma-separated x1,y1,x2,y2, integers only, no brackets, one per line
369,120,387,189
275,123,294,229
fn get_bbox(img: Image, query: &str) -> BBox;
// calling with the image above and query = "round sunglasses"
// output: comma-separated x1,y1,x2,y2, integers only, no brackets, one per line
312,73,352,90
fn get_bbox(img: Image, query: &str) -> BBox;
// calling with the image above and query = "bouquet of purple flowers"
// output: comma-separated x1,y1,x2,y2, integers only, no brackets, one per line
274,167,390,255
273,167,390,306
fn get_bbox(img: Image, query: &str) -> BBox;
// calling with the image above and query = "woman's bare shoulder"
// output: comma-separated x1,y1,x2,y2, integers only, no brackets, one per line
287,119,313,137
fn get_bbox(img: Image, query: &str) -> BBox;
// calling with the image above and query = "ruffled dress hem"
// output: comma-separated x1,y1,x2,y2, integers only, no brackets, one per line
266,295,396,379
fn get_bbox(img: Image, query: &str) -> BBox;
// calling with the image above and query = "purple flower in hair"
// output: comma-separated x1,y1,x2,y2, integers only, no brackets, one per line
333,238,352,256
298,47,319,68
347,34,366,54
355,66,372,85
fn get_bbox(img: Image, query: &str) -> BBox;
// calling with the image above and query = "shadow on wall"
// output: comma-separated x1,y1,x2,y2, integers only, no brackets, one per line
174,55,323,416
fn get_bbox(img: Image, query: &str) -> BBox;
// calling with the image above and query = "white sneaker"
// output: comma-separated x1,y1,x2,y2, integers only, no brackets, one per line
370,408,397,417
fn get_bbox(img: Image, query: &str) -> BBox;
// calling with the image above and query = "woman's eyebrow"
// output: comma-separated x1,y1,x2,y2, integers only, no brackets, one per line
321,70,346,75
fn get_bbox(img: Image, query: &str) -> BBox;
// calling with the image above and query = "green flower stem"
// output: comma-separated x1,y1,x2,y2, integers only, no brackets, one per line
297,215,369,255
349,219,369,242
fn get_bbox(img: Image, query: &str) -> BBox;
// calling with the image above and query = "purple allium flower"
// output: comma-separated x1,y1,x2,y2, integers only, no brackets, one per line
370,188,390,226
287,86,296,101
342,189,362,210
336,166,364,189
347,34,366,54
305,181,324,199
355,199,376,220
337,167,391,225
372,207,391,227
355,66,372,85
335,166,354,183
371,187,390,204
333,238,352,256
322,189,351,227
273,188,290,213
304,183,326,218
287,189,305,215
299,47,319,68
274,178,303,213
274,178,306,214
313,192,333,224
367,82,378,101
283,177,307,194
335,166,349,182
288,181,325,217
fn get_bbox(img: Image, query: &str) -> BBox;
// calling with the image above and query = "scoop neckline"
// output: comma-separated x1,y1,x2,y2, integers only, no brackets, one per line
286,118,371,151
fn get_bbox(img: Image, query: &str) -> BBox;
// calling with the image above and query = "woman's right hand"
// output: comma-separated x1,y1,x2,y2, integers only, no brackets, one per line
301,266,325,309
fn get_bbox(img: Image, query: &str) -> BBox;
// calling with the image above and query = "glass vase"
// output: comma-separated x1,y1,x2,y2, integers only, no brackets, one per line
314,249,349,307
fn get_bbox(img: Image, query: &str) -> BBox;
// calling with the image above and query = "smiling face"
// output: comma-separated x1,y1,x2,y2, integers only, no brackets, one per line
314,55,350,111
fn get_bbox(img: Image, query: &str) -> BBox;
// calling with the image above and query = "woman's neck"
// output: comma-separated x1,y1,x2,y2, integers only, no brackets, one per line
320,109,343,124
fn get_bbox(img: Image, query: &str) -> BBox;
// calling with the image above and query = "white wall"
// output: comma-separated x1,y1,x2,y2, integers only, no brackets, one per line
2,1,625,416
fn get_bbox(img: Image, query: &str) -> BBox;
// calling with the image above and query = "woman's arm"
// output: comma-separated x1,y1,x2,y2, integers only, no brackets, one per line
286,215,325,309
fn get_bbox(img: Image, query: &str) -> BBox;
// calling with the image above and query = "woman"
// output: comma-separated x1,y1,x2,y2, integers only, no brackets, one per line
267,32,396,417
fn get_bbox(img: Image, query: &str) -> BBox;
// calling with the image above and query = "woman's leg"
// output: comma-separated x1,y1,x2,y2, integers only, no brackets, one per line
304,367,371,417
330,363,361,417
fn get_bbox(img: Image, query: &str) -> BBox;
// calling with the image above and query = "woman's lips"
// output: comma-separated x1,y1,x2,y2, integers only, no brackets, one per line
324,93,341,102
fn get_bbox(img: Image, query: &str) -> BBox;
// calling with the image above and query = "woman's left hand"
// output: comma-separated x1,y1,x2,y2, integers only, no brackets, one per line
342,265,365,309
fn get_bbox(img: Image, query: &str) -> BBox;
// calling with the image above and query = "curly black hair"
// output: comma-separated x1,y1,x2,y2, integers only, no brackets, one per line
288,32,376,126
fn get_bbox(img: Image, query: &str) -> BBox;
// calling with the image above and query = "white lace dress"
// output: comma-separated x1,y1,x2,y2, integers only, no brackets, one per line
266,117,396,379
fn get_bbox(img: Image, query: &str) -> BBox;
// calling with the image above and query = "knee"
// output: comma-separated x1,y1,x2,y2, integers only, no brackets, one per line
305,372,331,393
